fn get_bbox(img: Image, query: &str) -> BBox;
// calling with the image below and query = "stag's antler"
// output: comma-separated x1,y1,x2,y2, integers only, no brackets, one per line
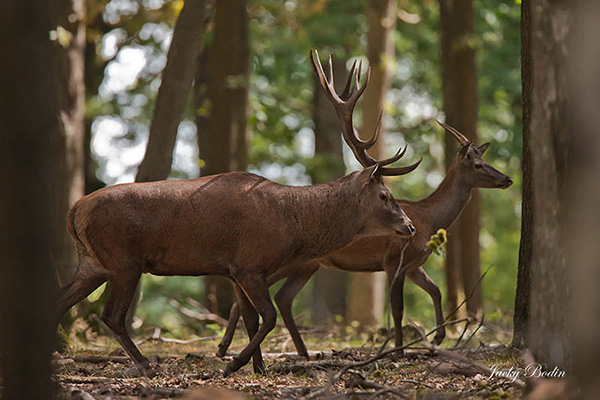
310,49,422,176
435,118,471,146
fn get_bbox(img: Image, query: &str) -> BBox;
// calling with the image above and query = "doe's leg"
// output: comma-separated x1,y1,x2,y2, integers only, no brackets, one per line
274,262,319,358
216,302,240,358
224,272,277,377
407,266,445,345
232,283,265,374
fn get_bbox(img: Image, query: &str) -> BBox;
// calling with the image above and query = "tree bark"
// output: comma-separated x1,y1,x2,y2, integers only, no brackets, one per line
568,2,600,395
136,0,214,182
0,1,61,397
439,0,480,319
311,59,348,323
346,0,396,327
522,0,571,368
50,0,86,287
512,0,532,348
196,0,250,318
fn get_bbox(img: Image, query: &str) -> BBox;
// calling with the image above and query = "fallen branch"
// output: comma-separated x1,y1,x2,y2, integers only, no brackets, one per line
168,298,228,326
72,355,130,364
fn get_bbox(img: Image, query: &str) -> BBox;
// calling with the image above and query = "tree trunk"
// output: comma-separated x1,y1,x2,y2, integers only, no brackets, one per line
568,2,600,395
524,0,571,369
512,0,532,348
197,0,250,318
311,59,348,323
439,0,480,319
136,0,214,182
50,0,86,287
0,1,61,397
346,0,396,327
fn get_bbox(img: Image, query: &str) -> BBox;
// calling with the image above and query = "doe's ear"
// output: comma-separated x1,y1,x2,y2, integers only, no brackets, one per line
458,144,470,159
357,164,379,188
477,142,490,155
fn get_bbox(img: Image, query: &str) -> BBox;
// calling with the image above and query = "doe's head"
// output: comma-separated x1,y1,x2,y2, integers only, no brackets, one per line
438,119,513,190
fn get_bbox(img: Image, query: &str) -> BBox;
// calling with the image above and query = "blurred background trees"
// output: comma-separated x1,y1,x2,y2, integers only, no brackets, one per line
53,0,523,338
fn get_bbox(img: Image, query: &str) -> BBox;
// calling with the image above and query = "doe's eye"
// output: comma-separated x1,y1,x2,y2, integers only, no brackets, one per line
475,164,482,169
379,193,387,201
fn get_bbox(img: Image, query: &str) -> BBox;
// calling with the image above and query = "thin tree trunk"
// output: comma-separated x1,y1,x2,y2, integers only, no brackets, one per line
346,0,396,326
439,0,480,319
569,2,600,394
311,59,348,323
512,0,532,348
0,1,60,396
197,0,250,318
50,0,86,287
525,0,571,368
136,0,214,182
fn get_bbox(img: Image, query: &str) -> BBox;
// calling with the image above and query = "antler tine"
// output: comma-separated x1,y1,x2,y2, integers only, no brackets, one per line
340,60,357,100
435,118,470,146
327,55,334,84
362,110,383,151
380,156,424,176
378,144,408,167
310,50,342,105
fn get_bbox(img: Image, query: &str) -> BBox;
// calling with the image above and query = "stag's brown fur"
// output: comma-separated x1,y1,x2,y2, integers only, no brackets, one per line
55,168,415,375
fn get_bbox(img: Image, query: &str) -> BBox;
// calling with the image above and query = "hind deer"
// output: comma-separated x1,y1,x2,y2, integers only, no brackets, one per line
216,54,513,359
53,50,423,376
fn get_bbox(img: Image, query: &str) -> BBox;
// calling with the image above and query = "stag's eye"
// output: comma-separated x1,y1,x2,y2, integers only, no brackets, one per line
475,163,482,169
379,193,387,201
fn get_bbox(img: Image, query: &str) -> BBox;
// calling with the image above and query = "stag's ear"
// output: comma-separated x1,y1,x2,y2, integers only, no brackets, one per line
357,164,379,188
477,142,490,155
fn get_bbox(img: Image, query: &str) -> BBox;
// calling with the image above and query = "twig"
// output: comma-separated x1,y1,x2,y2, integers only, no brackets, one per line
453,319,470,348
460,314,484,349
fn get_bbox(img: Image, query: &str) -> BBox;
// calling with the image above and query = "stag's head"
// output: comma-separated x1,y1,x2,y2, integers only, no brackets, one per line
437,119,513,189
311,50,422,237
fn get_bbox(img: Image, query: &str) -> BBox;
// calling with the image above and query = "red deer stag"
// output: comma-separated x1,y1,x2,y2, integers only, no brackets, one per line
53,50,423,377
216,54,513,358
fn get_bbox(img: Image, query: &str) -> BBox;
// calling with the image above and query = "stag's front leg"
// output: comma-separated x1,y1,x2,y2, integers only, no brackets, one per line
384,263,407,352
407,266,445,345
224,271,276,377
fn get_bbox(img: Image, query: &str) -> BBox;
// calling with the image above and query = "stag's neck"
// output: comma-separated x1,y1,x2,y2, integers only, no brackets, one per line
418,165,472,231
289,176,365,256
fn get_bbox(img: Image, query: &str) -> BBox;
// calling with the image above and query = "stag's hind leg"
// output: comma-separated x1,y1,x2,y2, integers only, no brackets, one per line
224,271,276,377
216,302,240,358
54,266,107,329
101,270,152,374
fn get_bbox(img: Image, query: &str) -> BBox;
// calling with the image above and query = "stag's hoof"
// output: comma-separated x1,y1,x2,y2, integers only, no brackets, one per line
216,347,227,359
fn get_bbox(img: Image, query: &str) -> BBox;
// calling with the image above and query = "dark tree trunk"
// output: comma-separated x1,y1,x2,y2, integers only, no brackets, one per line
569,2,600,395
346,0,396,326
439,0,480,319
0,1,61,397
197,0,250,318
521,0,571,368
512,0,532,348
136,0,214,182
311,59,348,323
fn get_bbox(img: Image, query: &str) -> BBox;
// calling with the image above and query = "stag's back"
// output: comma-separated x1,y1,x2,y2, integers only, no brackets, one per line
69,172,298,277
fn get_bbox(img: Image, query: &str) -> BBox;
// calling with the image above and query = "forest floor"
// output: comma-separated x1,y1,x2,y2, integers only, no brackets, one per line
54,319,526,399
